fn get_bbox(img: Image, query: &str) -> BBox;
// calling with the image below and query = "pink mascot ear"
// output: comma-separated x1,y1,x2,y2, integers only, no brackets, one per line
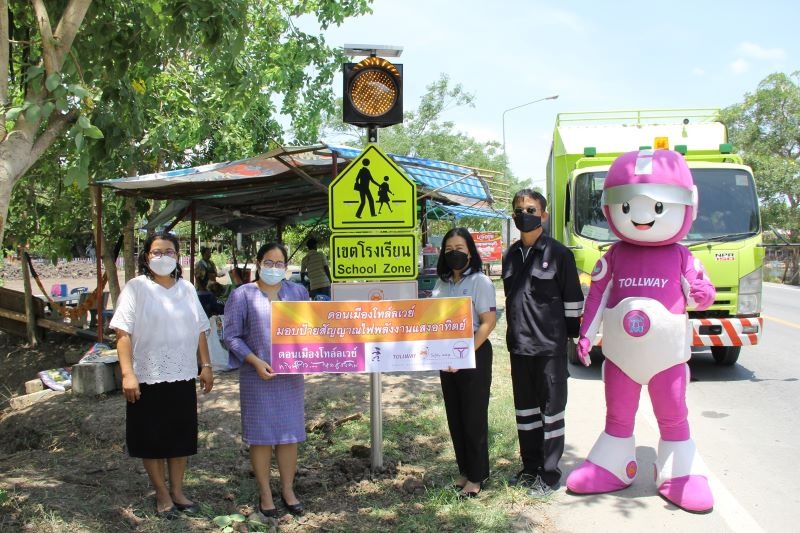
691,185,699,221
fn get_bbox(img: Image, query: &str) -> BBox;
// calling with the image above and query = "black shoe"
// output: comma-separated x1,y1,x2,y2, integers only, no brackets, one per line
509,470,537,488
259,498,279,518
281,495,304,516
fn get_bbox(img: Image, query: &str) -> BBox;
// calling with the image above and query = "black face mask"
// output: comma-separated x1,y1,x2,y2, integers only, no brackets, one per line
514,212,542,233
444,250,469,271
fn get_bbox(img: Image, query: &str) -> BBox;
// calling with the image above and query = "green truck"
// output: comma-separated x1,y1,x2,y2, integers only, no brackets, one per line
547,109,763,366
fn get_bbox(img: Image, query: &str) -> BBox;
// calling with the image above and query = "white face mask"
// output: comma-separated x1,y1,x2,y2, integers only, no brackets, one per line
149,256,177,277
260,267,285,285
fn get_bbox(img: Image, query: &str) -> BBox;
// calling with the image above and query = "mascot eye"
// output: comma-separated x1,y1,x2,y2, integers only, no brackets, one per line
622,202,630,214
655,202,664,214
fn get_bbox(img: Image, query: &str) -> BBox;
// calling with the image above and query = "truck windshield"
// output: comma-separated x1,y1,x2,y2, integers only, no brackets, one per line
573,168,760,242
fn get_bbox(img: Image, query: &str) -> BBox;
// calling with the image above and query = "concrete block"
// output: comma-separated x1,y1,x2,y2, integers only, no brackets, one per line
72,362,120,395
10,389,62,410
25,378,45,394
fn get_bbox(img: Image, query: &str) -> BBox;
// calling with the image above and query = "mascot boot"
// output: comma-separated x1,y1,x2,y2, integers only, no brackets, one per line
567,432,637,494
655,439,714,513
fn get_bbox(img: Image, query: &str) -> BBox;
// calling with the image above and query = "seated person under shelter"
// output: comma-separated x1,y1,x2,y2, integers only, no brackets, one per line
300,238,332,299
195,247,227,291
195,247,227,316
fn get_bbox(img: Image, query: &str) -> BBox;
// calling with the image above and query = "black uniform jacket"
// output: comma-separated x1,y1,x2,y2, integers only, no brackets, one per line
502,234,583,357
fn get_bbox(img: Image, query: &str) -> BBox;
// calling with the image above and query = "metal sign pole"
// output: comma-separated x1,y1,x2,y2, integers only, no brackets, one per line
370,372,383,469
340,44,407,471
367,130,383,471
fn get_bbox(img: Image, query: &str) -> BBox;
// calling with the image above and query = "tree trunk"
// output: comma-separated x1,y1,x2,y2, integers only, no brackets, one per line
123,196,137,282
0,134,35,248
0,0,92,249
89,189,121,306
787,247,800,286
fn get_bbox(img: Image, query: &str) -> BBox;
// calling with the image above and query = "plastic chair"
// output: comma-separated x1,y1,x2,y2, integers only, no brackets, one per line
71,287,89,294
88,292,110,329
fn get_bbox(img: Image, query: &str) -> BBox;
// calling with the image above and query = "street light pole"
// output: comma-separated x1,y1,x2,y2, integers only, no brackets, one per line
500,94,558,248
501,94,559,173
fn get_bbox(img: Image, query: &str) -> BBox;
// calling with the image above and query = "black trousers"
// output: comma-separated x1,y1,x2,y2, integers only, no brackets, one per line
510,353,568,486
440,340,493,483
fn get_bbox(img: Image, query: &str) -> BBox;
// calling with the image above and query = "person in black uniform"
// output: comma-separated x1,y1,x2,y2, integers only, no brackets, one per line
502,189,583,498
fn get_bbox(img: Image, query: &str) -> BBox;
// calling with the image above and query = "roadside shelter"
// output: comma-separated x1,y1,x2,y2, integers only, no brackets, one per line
98,144,509,262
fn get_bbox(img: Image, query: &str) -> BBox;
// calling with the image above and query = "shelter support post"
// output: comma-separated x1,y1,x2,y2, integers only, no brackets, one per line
94,185,104,341
420,197,428,245
190,202,197,284
20,249,40,346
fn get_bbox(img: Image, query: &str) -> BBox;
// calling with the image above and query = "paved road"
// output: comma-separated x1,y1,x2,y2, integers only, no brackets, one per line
545,282,800,532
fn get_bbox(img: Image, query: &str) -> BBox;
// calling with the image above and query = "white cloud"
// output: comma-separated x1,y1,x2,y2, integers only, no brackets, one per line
729,59,750,74
738,41,786,61
692,67,706,76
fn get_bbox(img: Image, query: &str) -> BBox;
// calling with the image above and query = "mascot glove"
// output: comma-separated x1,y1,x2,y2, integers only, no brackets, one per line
689,280,715,310
577,336,592,367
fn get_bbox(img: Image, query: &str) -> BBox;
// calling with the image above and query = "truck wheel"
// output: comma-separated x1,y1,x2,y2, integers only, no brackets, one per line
711,346,741,366
567,341,581,365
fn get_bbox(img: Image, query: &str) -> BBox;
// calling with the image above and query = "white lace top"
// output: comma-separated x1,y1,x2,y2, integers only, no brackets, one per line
110,276,210,384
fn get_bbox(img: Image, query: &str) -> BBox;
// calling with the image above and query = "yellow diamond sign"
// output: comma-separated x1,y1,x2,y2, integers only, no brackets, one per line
329,145,416,231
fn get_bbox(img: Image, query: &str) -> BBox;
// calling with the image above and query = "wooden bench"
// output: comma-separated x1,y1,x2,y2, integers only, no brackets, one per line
0,287,110,341
0,286,46,338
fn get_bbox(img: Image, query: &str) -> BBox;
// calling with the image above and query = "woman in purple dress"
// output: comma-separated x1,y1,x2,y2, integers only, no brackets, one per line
224,242,309,518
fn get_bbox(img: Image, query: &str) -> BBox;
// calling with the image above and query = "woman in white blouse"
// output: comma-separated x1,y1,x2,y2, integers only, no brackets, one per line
110,233,213,517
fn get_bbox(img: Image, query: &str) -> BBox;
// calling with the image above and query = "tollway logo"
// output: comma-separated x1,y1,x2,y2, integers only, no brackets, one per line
391,341,471,361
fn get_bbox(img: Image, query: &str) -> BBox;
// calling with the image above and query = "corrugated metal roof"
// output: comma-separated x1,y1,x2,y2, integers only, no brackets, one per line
98,144,498,234
327,146,492,201
426,201,509,220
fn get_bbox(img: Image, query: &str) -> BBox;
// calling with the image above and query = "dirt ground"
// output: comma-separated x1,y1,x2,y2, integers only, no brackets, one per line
0,325,458,532
0,269,554,532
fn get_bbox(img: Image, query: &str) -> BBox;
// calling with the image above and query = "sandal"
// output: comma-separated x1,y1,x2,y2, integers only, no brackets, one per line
452,477,467,490
156,505,180,520
173,500,200,514
458,488,482,499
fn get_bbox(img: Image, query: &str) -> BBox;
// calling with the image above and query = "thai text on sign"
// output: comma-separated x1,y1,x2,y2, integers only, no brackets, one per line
470,231,503,262
270,297,474,374
330,233,418,281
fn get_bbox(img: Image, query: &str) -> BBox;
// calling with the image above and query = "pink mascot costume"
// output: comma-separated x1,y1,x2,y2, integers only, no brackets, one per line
565,149,716,513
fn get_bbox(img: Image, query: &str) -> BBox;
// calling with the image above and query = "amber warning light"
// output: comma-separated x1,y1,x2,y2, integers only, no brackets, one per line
343,56,403,128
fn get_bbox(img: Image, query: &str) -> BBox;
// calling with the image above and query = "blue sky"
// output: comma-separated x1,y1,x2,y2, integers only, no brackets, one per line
301,0,798,188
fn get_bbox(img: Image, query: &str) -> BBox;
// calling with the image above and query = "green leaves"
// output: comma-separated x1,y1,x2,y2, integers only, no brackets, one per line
722,70,800,241
3,0,375,255
83,126,104,139
212,513,248,532
45,73,62,92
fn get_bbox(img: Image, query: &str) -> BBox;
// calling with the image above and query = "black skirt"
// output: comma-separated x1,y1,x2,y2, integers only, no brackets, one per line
126,379,198,459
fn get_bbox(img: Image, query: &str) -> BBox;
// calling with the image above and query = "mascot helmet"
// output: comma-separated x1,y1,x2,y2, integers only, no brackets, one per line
602,149,698,246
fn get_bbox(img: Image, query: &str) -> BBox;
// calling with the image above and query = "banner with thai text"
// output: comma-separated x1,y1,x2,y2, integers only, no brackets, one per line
270,297,474,374
470,231,503,262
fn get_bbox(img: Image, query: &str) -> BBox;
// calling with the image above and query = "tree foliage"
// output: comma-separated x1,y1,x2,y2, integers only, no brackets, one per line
721,71,800,284
1,0,372,264
721,71,800,241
